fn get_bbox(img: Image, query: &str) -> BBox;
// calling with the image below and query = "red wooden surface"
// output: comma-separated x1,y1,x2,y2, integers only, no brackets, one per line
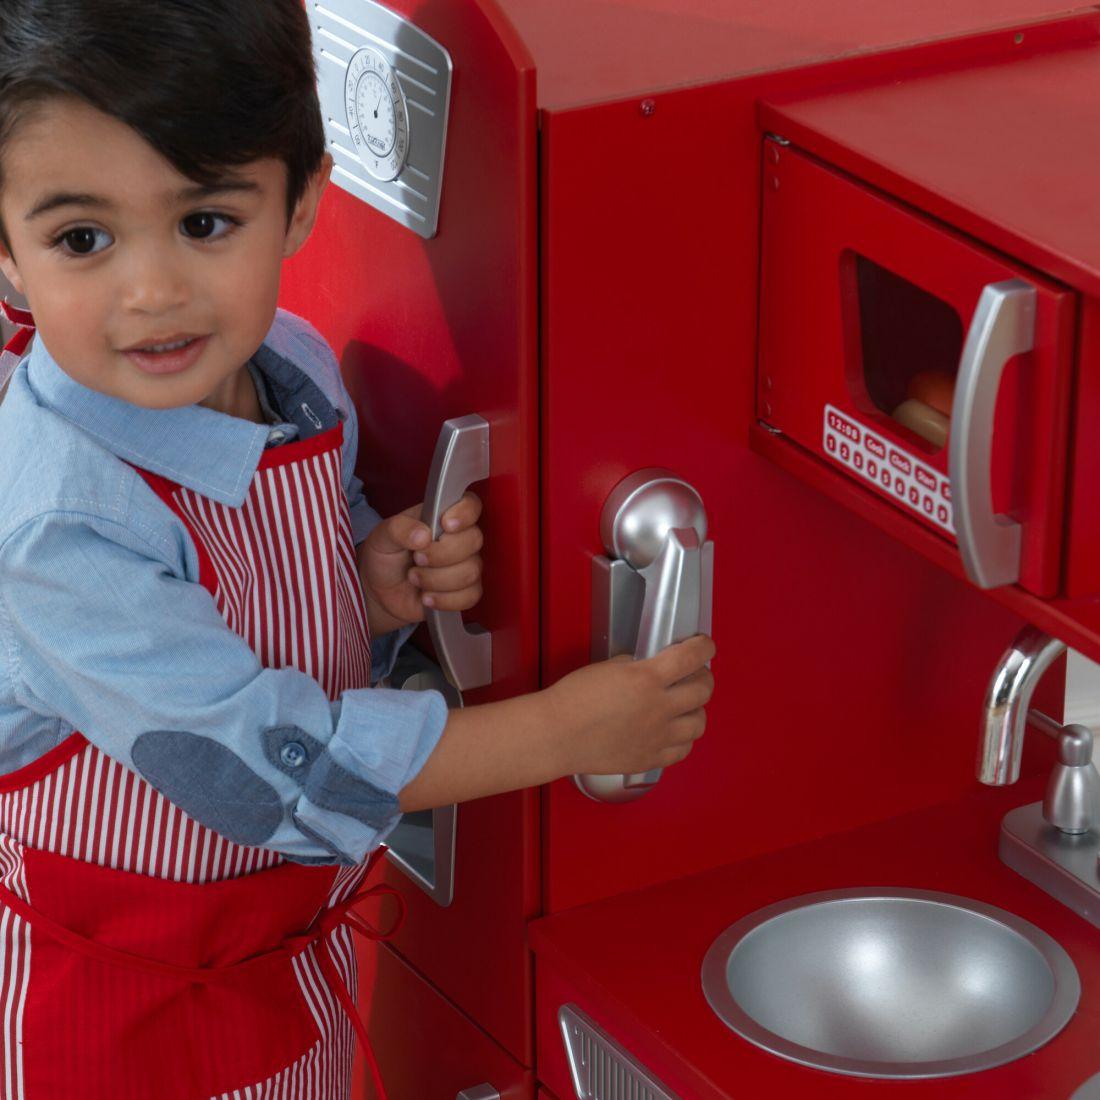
752,422,1100,666
1068,298,1100,594
757,32,1100,300
280,0,540,1063
496,0,1089,110
758,142,1074,597
538,47,1062,915
353,941,532,1099
531,777,1100,1100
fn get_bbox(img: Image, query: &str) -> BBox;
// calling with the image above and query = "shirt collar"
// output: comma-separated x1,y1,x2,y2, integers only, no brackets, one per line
27,334,274,508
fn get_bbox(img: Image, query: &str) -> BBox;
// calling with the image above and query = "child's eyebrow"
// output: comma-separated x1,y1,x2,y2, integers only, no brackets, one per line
176,180,262,203
25,192,110,221
26,180,261,222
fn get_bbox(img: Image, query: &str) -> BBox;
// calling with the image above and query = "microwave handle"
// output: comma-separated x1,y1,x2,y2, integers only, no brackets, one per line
420,415,492,691
948,279,1035,589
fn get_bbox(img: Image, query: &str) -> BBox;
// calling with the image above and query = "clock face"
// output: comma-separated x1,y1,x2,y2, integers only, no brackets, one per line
344,48,409,182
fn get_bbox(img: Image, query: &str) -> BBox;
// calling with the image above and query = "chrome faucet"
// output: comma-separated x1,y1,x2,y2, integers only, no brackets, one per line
980,625,1100,928
979,627,1066,786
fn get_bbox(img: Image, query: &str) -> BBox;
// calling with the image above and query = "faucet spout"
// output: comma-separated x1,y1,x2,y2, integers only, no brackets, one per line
979,626,1066,785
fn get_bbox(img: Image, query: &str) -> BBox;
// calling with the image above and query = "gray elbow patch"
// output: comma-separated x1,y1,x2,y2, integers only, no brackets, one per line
305,752,400,831
132,731,282,846
262,724,400,832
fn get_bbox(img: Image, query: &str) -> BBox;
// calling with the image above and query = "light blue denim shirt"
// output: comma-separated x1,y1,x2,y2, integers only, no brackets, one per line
0,309,447,865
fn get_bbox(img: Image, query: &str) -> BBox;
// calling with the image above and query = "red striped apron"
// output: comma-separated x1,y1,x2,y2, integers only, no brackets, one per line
0,325,399,1099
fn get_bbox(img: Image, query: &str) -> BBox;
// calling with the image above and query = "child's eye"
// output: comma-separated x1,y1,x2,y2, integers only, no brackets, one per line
181,212,241,241
52,226,113,257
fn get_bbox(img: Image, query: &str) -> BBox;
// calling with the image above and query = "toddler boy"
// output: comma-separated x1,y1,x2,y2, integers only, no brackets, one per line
0,2,715,1096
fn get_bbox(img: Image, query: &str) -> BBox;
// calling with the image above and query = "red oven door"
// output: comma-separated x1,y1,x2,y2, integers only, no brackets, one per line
758,141,1074,597
353,941,533,1099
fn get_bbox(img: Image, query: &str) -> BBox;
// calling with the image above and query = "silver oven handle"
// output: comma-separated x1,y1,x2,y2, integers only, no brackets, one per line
576,469,713,804
948,279,1035,589
421,415,492,691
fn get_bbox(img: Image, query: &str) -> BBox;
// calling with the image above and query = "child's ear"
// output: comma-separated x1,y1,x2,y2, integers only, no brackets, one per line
283,154,333,259
0,234,26,299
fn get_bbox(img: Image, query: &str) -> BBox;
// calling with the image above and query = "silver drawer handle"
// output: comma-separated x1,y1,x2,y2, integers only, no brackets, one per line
576,469,713,804
421,415,492,691
455,1087,500,1100
948,279,1035,589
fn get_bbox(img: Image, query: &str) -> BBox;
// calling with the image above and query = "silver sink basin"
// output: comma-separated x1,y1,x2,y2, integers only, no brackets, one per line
701,888,1080,1079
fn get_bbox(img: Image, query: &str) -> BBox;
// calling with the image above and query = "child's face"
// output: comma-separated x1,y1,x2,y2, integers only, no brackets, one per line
0,96,331,415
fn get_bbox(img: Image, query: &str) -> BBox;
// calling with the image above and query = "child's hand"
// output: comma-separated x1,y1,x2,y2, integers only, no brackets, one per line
545,635,716,778
357,493,483,634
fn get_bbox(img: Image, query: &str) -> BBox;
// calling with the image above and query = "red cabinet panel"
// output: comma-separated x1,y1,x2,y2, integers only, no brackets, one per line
758,142,1074,597
352,941,533,1100
538,84,1056,918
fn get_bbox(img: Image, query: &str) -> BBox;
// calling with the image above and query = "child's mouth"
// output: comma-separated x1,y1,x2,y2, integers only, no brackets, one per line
124,335,210,376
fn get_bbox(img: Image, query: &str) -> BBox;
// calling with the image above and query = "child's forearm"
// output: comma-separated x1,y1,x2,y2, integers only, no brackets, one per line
397,690,566,812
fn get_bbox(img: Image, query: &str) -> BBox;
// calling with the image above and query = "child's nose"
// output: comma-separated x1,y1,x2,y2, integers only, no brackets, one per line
119,247,190,315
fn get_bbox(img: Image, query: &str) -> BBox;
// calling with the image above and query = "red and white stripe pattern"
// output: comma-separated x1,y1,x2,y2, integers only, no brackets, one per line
0,836,30,1100
0,745,282,883
0,426,374,1098
172,437,373,700
0,302,34,395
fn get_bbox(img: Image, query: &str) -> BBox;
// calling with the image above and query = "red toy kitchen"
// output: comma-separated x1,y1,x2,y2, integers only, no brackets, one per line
280,1,1100,1096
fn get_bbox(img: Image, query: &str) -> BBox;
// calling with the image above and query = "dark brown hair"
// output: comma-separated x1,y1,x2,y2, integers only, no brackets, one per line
0,0,327,246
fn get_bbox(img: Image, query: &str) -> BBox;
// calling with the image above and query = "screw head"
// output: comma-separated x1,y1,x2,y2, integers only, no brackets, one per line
640,99,656,117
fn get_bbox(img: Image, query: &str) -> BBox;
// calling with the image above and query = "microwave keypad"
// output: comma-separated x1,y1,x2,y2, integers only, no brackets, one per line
823,405,954,535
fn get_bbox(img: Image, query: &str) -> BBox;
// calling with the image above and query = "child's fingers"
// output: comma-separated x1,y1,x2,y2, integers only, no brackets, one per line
412,524,483,568
418,578,483,612
439,492,482,533
372,513,432,554
409,556,483,595
646,634,716,685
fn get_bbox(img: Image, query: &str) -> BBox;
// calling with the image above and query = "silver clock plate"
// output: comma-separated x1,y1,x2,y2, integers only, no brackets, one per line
310,0,452,238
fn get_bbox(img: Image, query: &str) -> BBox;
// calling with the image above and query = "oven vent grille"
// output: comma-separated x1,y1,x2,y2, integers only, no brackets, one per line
558,1004,679,1100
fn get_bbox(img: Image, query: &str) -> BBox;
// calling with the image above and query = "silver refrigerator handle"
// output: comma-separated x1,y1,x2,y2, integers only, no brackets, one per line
576,469,713,804
948,279,1035,590
420,415,492,691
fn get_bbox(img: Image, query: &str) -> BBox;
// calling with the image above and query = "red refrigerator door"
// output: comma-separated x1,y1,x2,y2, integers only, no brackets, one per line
353,940,533,1099
280,0,539,1064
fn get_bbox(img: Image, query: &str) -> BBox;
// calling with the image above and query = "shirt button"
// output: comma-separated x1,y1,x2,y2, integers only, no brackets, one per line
280,741,308,768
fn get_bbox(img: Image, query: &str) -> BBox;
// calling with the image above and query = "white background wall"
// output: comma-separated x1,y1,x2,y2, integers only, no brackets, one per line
1065,650,1100,778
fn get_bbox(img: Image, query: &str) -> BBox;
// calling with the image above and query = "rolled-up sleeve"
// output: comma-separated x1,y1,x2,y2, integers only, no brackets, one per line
0,511,447,864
